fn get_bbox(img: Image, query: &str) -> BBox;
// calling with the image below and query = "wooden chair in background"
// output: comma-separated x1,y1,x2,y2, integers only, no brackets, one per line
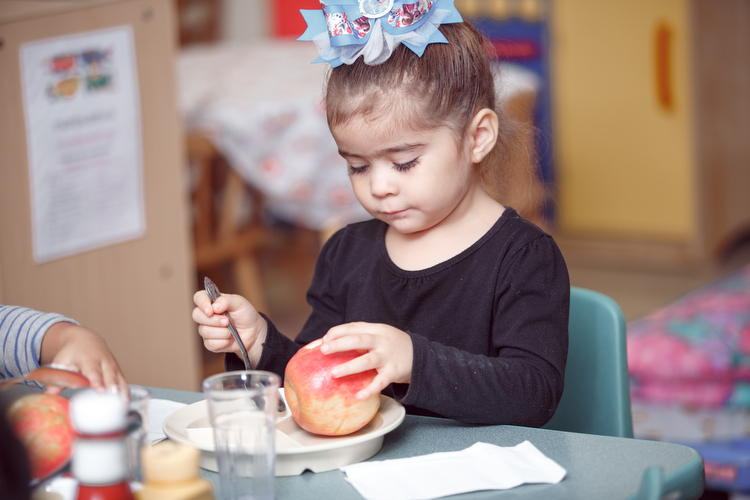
187,133,270,314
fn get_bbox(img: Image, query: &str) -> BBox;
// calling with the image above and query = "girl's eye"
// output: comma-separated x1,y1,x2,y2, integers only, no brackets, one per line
348,164,369,175
348,158,419,175
394,158,419,172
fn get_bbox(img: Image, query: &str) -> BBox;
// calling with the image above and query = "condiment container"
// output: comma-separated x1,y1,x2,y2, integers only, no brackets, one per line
69,389,134,500
135,441,212,500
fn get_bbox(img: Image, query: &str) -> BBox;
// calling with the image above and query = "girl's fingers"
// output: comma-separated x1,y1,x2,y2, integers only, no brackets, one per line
330,350,379,378
221,293,251,314
356,375,391,401
193,307,229,328
193,290,213,315
193,291,234,317
200,323,247,350
198,324,236,342
324,322,373,341
322,325,380,354
192,306,209,323
208,296,231,315
321,335,370,355
328,353,390,400
202,337,237,353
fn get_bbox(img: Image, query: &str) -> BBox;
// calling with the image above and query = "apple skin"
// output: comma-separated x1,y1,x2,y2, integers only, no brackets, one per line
6,393,74,480
284,339,380,436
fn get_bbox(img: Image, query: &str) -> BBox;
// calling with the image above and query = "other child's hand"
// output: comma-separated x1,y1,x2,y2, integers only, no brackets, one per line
40,323,128,396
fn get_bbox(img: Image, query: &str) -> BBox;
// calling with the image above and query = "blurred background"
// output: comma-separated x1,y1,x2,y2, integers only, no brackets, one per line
1,1,749,496
172,0,750,373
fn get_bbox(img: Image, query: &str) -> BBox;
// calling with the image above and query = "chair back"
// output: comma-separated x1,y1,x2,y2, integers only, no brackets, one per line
543,287,634,438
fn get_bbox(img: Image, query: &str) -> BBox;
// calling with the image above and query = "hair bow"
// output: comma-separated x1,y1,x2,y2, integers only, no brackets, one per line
298,0,463,67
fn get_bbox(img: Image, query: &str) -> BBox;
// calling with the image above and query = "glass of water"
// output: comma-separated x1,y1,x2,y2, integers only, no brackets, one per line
202,371,280,500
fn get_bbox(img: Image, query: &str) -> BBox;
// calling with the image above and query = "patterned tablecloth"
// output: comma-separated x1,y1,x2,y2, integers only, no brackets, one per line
177,40,540,230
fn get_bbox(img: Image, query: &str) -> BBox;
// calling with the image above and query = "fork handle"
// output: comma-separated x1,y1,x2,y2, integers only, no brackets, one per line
226,314,253,370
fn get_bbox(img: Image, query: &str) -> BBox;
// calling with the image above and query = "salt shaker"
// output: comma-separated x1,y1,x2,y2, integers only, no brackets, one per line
69,389,135,500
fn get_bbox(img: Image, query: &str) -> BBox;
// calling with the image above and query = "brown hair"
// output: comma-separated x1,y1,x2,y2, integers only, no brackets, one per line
325,22,541,222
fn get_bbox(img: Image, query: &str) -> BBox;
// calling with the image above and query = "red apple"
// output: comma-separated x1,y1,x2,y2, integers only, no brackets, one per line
6,393,74,480
284,339,380,436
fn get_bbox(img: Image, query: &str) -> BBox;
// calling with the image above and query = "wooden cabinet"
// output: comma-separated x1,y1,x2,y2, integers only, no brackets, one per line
551,0,750,267
0,0,202,390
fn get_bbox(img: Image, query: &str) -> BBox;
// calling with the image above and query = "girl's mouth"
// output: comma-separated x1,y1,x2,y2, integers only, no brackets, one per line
382,209,407,217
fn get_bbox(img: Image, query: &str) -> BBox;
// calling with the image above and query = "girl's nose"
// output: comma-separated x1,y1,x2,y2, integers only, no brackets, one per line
369,165,397,197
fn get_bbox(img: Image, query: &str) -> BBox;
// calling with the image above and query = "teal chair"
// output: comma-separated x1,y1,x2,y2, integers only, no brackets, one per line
543,286,634,438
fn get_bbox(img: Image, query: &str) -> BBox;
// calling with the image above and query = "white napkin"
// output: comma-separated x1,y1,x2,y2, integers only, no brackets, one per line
147,398,187,444
340,441,567,500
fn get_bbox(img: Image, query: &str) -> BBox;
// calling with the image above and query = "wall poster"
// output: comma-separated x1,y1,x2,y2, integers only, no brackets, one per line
20,25,145,263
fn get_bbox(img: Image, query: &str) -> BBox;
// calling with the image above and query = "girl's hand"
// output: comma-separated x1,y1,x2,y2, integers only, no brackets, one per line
320,322,413,400
192,291,267,366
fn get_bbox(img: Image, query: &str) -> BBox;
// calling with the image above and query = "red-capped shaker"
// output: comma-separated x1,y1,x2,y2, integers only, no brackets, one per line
69,389,135,500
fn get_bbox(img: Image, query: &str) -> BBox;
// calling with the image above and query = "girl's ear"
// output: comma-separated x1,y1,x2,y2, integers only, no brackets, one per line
468,108,499,163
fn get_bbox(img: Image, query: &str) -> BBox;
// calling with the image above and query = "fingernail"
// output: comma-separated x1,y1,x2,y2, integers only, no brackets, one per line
356,391,367,400
330,367,339,376
320,343,329,353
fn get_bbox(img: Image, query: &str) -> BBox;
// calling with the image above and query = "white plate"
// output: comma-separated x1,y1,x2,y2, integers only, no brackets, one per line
163,391,405,476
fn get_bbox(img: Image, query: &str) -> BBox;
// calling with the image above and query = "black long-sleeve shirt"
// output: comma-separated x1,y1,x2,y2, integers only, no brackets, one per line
226,208,569,427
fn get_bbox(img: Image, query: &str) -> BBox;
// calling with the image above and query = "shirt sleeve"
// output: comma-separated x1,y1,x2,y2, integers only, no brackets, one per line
392,235,570,426
224,312,301,380
0,305,79,379
227,230,349,379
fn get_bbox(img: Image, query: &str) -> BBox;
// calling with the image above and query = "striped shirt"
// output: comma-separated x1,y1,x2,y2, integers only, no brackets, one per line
0,305,78,379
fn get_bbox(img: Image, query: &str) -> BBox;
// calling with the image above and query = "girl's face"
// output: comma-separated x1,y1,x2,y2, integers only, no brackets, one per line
331,113,479,236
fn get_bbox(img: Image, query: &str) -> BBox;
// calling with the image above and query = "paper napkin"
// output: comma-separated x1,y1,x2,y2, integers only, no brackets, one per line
147,398,187,444
340,441,567,500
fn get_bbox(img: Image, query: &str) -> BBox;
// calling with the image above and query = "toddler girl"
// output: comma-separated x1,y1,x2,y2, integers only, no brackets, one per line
193,1,569,427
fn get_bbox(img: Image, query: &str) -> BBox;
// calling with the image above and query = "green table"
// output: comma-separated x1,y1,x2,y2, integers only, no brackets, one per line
149,386,704,500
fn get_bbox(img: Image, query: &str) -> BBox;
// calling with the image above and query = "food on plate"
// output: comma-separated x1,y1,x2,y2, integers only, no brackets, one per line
284,339,380,436
6,393,74,480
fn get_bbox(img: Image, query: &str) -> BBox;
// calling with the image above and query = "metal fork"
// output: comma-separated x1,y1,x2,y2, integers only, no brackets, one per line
203,277,286,413
204,276,252,371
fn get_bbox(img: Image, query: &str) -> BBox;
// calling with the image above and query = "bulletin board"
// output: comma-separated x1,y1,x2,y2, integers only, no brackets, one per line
0,0,202,390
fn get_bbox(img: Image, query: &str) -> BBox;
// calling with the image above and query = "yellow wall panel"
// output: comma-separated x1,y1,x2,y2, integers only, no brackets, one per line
552,0,695,241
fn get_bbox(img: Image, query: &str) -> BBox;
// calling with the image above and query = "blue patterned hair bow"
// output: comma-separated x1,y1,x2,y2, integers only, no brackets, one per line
298,0,463,67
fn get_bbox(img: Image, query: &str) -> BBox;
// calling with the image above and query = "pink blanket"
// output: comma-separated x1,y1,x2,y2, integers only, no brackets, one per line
627,263,750,409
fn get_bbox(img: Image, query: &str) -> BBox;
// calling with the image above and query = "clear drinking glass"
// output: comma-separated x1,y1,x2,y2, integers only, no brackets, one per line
125,384,151,484
202,371,280,500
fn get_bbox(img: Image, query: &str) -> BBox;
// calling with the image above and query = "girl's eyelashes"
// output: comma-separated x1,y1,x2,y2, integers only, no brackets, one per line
394,158,419,172
347,157,420,175
348,164,369,175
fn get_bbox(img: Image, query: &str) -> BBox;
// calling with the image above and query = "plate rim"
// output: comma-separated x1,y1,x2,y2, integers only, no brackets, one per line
163,393,405,456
